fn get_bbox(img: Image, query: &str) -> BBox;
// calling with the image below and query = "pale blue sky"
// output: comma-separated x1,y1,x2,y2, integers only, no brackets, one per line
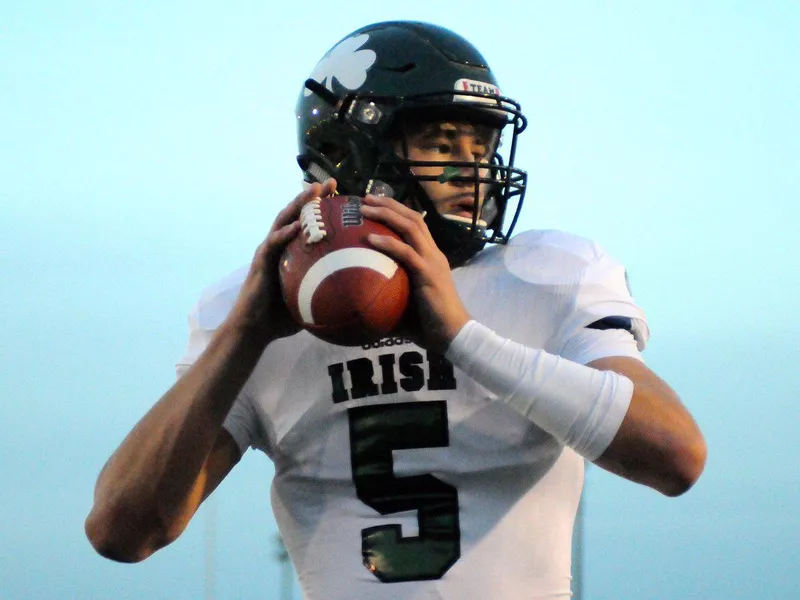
2,1,798,598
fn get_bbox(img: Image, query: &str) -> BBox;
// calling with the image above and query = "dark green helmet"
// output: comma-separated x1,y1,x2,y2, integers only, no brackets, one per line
296,21,528,265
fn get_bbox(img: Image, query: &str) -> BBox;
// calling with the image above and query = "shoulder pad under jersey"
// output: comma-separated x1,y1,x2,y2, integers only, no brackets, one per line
502,230,649,350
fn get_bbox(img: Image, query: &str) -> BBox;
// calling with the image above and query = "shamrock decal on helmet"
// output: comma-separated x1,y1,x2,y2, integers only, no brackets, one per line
304,34,377,96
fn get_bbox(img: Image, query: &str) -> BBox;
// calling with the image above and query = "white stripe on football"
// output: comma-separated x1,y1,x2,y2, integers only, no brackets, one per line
298,248,399,324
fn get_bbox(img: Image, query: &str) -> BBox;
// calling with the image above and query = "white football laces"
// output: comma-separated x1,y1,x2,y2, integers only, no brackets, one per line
300,199,326,244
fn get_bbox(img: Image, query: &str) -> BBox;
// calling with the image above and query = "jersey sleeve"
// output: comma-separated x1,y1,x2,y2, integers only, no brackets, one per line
560,327,642,365
555,244,650,363
175,304,214,378
174,266,268,455
222,391,269,456
175,265,249,373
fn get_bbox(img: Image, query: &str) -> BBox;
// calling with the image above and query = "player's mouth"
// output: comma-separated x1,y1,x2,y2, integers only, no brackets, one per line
448,195,479,220
442,195,487,228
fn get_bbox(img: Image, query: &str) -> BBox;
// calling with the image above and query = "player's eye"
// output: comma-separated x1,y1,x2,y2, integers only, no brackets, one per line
421,139,453,154
471,143,489,160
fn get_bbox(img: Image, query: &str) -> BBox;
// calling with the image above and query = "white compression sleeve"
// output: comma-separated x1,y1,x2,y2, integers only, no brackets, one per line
445,320,634,461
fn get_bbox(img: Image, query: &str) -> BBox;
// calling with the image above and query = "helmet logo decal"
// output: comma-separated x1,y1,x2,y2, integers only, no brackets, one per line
454,78,500,96
304,34,377,97
453,78,501,105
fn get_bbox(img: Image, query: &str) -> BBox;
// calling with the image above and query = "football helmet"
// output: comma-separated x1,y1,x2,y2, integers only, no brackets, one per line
296,21,528,265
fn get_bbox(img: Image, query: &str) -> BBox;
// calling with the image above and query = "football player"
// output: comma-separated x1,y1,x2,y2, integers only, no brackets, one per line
85,21,706,599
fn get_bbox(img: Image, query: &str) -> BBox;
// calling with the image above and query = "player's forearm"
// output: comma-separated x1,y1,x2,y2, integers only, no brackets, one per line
445,321,706,496
589,356,707,496
85,319,268,561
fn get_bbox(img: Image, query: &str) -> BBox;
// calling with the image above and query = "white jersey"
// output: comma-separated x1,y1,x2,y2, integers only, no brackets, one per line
177,229,649,600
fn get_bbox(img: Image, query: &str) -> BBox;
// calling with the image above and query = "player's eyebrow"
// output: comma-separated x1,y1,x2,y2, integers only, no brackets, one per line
413,122,495,143
411,123,456,140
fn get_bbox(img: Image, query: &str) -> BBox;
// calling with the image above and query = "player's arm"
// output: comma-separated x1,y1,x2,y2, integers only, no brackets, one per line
84,322,262,563
85,180,337,562
586,355,706,496
444,322,706,496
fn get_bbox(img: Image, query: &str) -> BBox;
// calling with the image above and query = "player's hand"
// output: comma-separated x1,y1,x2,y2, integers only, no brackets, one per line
360,194,471,353
227,179,339,344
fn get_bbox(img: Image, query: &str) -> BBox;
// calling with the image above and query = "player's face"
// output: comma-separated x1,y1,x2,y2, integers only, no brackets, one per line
398,121,498,220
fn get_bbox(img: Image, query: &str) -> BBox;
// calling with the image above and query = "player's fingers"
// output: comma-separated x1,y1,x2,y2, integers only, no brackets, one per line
272,179,336,230
360,201,433,251
362,194,436,242
321,177,338,198
288,182,325,214
363,194,423,222
271,186,319,230
269,220,302,248
254,220,301,264
366,233,427,275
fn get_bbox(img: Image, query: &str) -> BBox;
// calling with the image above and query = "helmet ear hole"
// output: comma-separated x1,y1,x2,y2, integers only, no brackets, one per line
318,142,348,167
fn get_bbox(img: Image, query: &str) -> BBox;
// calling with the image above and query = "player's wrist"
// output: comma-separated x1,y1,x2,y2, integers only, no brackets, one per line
426,308,470,355
220,308,282,349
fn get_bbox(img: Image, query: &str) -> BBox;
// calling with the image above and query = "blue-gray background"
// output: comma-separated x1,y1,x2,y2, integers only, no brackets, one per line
2,1,798,598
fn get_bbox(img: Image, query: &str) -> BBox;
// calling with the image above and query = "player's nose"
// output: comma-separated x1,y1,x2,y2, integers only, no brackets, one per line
453,137,481,162
446,140,482,187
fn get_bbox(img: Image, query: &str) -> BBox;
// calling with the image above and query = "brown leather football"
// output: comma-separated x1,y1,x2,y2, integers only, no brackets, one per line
279,195,410,346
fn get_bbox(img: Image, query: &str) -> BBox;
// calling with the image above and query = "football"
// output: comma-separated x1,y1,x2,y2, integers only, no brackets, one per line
279,195,411,346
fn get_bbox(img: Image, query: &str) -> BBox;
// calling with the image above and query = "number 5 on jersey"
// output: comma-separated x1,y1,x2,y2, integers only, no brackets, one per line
348,401,461,582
